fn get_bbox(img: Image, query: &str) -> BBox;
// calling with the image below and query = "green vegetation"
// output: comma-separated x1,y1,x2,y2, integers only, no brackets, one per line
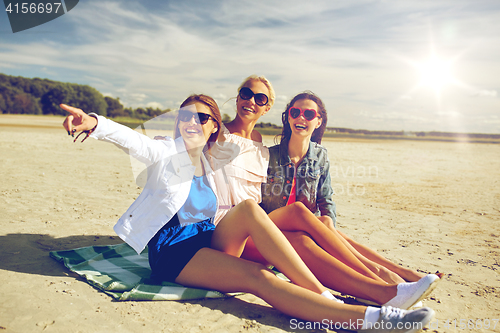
0,73,174,122
2,73,498,143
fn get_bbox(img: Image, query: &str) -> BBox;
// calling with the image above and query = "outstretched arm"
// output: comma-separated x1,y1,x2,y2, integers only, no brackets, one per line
60,104,176,166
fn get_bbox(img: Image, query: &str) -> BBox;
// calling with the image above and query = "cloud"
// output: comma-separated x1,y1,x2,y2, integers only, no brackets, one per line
213,93,227,101
146,101,164,109
436,110,462,117
130,93,147,102
474,90,497,97
1,0,500,133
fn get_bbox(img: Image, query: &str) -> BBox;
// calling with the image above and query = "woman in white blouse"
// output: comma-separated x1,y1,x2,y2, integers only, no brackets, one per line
61,94,434,332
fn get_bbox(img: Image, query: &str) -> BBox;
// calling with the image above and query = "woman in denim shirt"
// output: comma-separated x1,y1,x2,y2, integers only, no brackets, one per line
255,92,439,287
262,134,336,225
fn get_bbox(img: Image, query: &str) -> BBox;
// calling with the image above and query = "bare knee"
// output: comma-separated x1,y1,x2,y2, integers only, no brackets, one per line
286,231,315,250
240,199,261,211
287,201,308,215
235,199,263,216
244,262,278,295
318,216,335,230
233,199,268,225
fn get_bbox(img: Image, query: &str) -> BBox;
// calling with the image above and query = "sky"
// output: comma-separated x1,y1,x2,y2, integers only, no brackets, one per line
1,0,499,133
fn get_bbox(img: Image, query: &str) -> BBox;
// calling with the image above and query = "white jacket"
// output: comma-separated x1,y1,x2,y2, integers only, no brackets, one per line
90,115,217,254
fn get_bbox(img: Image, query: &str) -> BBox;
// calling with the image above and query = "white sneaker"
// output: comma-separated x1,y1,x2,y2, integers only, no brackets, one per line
359,306,435,333
383,274,440,309
411,301,423,309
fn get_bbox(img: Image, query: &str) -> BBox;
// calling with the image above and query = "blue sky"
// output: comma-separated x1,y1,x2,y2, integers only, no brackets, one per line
1,0,499,133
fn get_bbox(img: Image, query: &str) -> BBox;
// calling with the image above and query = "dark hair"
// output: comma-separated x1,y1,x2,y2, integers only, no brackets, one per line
174,94,221,149
276,91,328,145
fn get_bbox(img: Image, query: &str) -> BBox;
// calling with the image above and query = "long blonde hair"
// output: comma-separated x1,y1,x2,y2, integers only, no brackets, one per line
237,75,276,108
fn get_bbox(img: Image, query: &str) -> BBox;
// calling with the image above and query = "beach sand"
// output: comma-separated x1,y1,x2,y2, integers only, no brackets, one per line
1,114,499,332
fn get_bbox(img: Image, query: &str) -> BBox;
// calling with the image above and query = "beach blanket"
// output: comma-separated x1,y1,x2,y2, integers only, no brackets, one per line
49,243,231,301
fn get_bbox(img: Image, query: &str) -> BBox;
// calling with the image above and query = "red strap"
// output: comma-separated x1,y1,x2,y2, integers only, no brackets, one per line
286,176,297,205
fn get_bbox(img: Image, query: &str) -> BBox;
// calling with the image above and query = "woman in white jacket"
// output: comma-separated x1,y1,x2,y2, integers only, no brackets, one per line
61,94,433,332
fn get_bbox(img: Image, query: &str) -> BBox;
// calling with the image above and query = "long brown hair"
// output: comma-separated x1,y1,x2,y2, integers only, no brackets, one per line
277,91,328,145
174,94,221,149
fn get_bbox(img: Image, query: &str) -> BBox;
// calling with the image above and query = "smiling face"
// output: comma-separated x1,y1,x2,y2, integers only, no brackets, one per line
236,79,271,122
289,99,322,141
177,102,218,150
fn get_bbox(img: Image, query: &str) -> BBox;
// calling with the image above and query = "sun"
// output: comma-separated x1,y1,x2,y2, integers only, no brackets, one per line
416,56,454,92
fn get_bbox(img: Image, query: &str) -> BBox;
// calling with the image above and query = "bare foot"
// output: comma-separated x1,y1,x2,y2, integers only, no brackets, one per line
377,266,405,284
399,269,426,282
400,269,446,282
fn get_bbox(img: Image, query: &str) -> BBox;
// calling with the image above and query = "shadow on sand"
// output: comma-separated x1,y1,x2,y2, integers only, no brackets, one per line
0,232,355,332
0,233,123,277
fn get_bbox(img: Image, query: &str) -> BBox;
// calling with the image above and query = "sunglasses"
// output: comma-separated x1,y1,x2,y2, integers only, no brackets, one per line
178,110,214,125
238,87,269,107
288,107,320,121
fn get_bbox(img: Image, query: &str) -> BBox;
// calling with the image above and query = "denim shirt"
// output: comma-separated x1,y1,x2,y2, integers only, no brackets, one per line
260,141,336,227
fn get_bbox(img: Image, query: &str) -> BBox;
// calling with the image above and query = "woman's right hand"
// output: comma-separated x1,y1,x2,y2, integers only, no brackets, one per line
61,104,98,139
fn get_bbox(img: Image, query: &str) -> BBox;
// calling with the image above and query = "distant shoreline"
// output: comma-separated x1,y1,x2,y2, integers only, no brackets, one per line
255,123,500,144
1,114,499,144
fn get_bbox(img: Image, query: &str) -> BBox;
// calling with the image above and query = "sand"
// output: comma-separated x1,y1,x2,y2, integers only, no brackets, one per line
0,114,499,333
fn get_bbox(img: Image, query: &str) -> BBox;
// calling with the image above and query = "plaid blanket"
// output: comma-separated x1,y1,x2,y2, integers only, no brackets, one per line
49,243,231,301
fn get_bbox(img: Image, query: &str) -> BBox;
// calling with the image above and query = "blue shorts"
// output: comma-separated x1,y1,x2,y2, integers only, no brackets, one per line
148,218,215,282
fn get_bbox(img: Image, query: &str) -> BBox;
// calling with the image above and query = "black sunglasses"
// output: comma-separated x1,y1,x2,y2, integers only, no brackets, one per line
238,87,269,106
178,110,214,125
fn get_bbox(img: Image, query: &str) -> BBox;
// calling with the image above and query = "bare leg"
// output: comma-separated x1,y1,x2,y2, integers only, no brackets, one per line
241,229,399,304
242,234,402,286
319,216,406,284
268,203,385,282
337,229,426,282
176,247,366,326
283,231,398,304
241,236,269,266
321,216,426,283
241,230,438,309
175,201,432,326
211,199,325,294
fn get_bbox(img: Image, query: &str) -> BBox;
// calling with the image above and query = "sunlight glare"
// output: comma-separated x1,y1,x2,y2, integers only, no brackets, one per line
417,56,453,92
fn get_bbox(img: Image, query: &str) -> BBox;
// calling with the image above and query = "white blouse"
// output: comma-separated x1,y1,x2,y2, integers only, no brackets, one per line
90,115,216,254
209,124,269,225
